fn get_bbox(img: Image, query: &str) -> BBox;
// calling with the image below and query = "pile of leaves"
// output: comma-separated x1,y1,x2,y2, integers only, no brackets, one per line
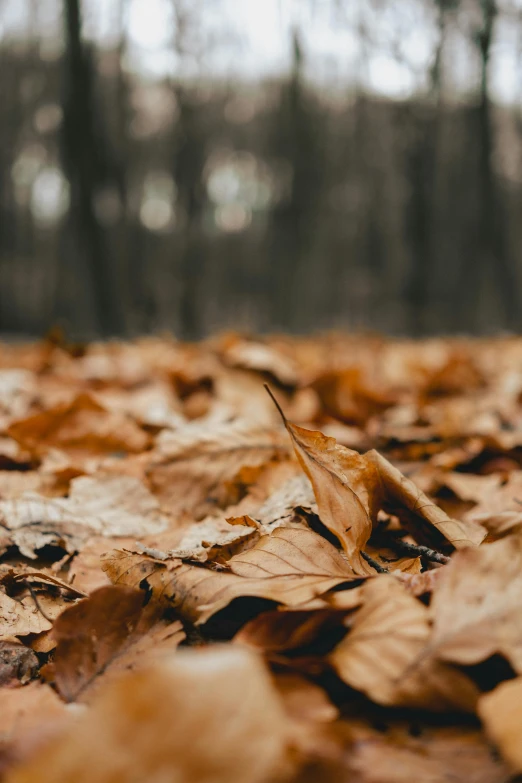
1,333,522,782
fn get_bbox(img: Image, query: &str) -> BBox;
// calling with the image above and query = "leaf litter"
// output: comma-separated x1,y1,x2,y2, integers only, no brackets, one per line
0,334,521,781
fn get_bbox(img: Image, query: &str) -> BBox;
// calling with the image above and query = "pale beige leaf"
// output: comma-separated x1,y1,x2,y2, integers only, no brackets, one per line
169,516,259,562
147,418,289,520
329,576,478,711
478,678,522,773
0,475,168,558
0,592,53,638
429,536,522,671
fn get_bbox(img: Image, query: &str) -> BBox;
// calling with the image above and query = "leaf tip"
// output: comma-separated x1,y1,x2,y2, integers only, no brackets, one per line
263,383,287,425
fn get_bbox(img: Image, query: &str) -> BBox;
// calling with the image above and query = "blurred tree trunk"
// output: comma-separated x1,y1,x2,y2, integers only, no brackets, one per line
457,0,518,330
405,0,448,334
268,30,322,331
175,88,206,340
61,0,124,336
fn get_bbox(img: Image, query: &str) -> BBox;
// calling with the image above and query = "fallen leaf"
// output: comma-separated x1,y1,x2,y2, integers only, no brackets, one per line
169,516,260,562
329,576,478,710
0,474,168,558
103,527,358,624
429,535,522,672
7,393,150,457
268,393,483,573
6,646,294,783
478,677,522,773
46,585,184,702
147,418,289,520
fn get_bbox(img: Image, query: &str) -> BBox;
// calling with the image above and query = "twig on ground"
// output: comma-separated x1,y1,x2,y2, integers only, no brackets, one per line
361,552,389,573
388,539,450,565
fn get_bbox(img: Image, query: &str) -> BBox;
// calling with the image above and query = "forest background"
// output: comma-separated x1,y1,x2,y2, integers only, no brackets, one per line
2,0,522,339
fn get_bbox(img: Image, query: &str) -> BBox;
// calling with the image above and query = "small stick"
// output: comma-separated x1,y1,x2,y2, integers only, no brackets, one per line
361,551,389,573
24,582,54,623
388,539,450,565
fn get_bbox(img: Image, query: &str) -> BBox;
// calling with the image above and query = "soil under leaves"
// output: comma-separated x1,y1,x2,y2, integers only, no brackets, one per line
0,333,521,781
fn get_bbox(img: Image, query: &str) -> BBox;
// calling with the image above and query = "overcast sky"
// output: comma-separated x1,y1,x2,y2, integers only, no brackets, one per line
1,0,522,102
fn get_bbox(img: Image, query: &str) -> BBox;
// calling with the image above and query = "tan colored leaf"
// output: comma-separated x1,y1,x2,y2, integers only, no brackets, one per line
0,682,68,765
0,474,168,558
6,647,293,783
46,585,184,703
346,724,511,783
253,474,317,529
0,591,53,638
269,394,484,573
478,678,522,773
274,416,379,574
103,527,358,624
273,672,339,723
169,516,260,562
220,338,299,387
7,393,150,457
368,450,486,549
0,370,36,430
429,536,522,671
329,576,478,710
147,418,289,520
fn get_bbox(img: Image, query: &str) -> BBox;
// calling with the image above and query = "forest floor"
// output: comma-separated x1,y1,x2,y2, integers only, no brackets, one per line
0,332,520,782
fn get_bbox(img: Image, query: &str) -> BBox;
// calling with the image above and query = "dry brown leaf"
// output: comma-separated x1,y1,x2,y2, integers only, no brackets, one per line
147,418,289,520
46,585,184,702
270,399,483,574
7,393,150,457
6,647,294,783
368,450,486,549
0,370,36,430
169,516,260,562
0,592,54,638
429,536,522,671
103,527,358,624
235,604,349,652
273,673,339,723
345,724,511,783
0,474,168,558
272,412,379,574
329,576,478,710
0,683,68,771
478,678,522,773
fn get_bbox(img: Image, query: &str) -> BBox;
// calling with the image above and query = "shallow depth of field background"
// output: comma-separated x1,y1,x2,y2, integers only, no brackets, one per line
2,0,522,338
